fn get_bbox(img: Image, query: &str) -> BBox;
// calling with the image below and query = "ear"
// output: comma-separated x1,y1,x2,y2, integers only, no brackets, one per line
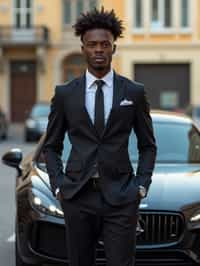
112,44,116,54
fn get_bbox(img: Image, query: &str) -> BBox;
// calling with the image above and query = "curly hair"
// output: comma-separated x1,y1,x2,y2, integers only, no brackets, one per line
73,7,124,41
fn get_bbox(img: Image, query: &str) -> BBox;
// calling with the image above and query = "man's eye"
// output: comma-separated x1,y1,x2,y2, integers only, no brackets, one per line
86,42,111,48
102,42,111,48
87,43,96,47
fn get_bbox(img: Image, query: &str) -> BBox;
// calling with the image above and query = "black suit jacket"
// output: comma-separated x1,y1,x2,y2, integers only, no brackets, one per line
44,72,157,206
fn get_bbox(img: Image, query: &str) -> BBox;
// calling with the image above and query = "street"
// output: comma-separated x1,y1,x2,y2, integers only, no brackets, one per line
0,124,35,266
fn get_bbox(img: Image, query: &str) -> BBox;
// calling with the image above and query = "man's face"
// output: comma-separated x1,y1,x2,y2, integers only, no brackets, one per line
81,29,115,73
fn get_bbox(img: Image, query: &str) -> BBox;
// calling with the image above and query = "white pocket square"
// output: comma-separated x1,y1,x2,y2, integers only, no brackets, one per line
120,99,134,106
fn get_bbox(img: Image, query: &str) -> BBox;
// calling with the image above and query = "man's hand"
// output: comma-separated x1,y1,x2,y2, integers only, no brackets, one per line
55,188,63,201
138,185,147,198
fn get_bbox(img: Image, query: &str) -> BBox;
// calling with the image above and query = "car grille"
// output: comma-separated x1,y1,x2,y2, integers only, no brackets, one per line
30,222,68,260
136,211,184,246
30,212,186,265
30,221,106,265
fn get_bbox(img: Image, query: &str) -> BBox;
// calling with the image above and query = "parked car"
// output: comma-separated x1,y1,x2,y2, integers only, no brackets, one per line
0,106,8,140
185,104,200,127
2,111,200,266
24,102,50,142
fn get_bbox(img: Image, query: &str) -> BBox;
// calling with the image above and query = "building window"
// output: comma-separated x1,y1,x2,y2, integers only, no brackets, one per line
151,0,172,29
181,0,189,28
63,0,98,25
62,54,86,82
89,0,97,9
164,0,171,27
134,0,143,28
13,0,33,28
63,0,71,25
76,0,84,18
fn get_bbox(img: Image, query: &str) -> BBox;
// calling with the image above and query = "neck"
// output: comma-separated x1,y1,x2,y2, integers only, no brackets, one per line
87,67,111,79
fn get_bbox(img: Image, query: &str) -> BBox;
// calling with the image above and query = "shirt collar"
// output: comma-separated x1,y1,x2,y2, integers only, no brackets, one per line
86,69,113,90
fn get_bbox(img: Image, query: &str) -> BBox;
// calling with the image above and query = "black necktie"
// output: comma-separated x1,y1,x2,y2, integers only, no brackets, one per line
94,80,105,136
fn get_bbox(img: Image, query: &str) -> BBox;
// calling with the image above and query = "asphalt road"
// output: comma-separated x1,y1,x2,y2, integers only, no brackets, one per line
0,124,35,266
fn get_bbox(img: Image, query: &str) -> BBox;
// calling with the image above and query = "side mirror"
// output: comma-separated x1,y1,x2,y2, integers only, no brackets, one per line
2,149,23,174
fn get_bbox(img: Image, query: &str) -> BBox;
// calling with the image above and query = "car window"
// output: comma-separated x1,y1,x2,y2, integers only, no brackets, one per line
60,121,200,163
185,106,192,117
196,107,200,118
151,122,200,163
36,121,200,172
36,149,47,171
31,105,50,117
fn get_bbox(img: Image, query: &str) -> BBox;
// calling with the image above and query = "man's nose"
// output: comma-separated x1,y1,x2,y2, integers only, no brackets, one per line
95,44,104,53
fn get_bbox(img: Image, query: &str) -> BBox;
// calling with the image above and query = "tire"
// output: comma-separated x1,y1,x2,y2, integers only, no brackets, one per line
1,134,7,140
24,132,32,142
1,131,7,140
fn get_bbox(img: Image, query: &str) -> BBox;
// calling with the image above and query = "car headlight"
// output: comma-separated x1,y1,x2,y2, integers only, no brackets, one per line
190,211,200,223
29,188,64,217
26,118,37,129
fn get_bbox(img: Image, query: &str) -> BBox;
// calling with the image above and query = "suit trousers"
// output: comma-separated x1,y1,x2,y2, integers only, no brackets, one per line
60,179,140,266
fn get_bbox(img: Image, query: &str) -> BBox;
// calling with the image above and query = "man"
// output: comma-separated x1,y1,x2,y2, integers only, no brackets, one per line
44,7,157,266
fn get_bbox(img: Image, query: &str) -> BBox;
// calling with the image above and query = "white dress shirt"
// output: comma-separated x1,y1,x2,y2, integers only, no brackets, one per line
85,69,114,125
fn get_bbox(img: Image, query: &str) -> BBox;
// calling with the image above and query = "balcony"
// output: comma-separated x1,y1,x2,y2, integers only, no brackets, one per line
0,26,49,47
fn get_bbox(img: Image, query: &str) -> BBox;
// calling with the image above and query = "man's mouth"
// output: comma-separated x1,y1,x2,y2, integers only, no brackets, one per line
94,57,105,63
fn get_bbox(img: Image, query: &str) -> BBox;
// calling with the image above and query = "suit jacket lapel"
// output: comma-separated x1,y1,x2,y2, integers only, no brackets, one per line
77,74,99,138
101,72,125,137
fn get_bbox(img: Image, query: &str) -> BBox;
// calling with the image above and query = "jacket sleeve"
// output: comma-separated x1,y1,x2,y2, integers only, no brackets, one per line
43,86,68,195
132,86,157,194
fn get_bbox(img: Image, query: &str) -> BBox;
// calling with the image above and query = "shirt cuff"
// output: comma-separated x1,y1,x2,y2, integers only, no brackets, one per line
55,188,60,196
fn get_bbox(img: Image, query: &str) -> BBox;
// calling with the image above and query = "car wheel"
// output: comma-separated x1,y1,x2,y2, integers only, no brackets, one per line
1,132,7,140
25,132,32,142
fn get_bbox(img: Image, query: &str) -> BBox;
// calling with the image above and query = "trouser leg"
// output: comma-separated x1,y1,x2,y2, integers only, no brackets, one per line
102,200,140,266
60,184,102,266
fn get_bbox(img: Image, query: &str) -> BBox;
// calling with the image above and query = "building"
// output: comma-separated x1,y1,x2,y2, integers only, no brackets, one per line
122,0,200,111
0,0,199,122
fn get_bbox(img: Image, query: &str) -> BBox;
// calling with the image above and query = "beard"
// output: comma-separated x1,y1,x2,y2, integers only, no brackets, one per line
88,60,111,71
92,64,106,70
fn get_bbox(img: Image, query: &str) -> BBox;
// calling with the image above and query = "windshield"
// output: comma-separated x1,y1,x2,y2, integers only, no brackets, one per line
150,122,200,163
31,104,50,117
61,121,200,164
37,120,200,170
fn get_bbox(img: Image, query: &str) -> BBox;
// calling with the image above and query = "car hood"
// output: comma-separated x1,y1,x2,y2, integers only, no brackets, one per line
140,164,200,211
36,164,200,211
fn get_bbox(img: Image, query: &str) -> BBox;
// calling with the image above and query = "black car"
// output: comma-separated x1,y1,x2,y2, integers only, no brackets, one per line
185,104,200,128
2,111,200,266
24,102,50,142
0,106,8,140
